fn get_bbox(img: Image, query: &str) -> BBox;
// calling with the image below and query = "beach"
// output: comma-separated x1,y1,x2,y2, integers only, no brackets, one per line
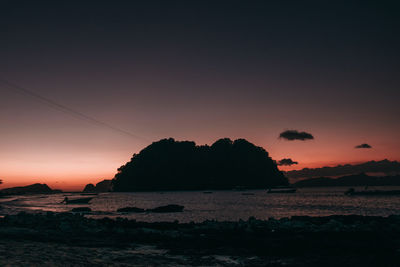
1,212,399,266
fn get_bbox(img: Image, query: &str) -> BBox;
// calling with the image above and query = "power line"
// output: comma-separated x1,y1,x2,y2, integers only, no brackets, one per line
0,78,149,141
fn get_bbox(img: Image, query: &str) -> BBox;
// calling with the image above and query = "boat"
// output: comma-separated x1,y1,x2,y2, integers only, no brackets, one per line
61,197,93,204
267,187,296,194
345,188,400,196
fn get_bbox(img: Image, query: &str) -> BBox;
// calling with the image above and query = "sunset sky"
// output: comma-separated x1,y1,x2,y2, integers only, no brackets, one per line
1,1,399,190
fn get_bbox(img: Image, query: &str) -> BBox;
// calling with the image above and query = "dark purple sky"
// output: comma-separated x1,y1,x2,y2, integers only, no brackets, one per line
0,1,399,189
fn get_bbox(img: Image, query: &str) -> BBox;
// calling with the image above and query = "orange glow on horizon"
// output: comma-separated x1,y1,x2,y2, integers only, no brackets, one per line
1,130,399,191
1,155,399,191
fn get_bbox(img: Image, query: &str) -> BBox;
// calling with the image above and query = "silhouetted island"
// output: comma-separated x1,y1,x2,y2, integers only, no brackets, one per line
83,179,112,192
293,173,400,188
0,183,62,195
112,138,288,191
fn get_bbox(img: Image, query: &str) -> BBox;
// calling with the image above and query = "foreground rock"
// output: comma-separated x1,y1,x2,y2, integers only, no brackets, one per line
117,207,145,213
147,204,184,213
0,213,400,266
0,213,399,266
71,207,92,212
0,183,61,195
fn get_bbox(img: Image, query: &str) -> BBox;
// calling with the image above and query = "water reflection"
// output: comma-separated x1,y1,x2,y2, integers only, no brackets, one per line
1,186,400,222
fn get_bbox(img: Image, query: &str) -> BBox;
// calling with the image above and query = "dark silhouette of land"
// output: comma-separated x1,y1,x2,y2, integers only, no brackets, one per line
293,173,400,188
0,183,61,195
83,179,112,192
112,138,288,191
286,159,400,179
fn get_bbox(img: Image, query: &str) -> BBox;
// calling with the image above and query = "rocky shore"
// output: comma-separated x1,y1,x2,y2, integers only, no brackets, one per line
0,212,400,266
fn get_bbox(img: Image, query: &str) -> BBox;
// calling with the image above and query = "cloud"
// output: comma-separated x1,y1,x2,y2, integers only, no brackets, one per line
285,159,400,179
279,130,314,141
277,158,298,166
355,143,372,149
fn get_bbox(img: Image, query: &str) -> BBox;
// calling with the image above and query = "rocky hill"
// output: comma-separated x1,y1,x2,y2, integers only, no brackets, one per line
112,138,288,191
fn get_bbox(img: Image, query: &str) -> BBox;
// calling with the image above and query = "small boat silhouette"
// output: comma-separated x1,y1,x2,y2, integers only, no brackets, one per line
267,187,296,194
61,197,93,204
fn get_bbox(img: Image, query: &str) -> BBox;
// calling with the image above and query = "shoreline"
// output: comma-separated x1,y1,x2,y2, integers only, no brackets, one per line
0,212,399,266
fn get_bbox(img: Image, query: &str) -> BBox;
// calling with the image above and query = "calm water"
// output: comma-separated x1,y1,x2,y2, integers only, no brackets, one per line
1,187,400,222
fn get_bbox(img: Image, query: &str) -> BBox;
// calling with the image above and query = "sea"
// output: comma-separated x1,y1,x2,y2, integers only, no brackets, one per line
1,186,400,222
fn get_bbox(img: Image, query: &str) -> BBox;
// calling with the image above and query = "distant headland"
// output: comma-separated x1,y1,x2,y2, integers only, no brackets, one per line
293,173,400,188
0,183,61,196
111,138,288,191
285,159,400,179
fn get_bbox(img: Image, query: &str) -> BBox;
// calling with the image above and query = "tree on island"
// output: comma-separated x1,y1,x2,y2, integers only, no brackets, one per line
112,138,288,191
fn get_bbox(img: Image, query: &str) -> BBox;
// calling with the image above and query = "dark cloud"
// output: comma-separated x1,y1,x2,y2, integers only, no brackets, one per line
279,130,314,141
285,159,400,179
277,158,298,166
355,143,372,149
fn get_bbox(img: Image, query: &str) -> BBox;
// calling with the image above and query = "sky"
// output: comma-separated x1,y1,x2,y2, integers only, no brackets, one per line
0,1,399,190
